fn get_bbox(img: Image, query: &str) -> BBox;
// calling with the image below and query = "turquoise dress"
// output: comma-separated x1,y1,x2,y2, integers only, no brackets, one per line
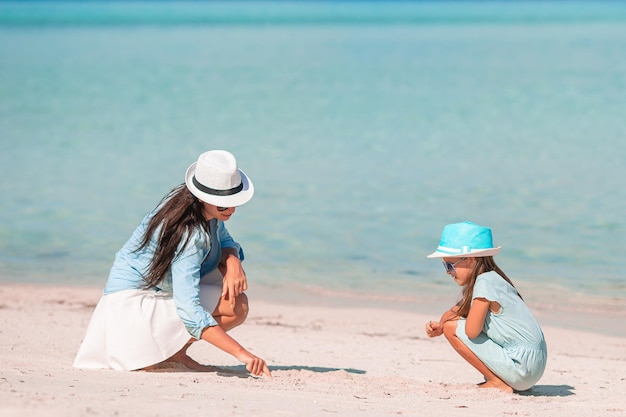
456,271,548,391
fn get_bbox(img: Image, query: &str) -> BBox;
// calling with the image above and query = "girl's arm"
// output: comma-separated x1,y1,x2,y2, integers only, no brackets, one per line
464,297,490,339
426,306,460,337
440,306,460,323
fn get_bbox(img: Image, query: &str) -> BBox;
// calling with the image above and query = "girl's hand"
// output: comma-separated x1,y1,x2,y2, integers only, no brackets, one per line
426,320,443,338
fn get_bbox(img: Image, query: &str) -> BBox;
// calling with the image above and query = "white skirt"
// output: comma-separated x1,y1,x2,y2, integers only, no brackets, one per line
74,273,223,371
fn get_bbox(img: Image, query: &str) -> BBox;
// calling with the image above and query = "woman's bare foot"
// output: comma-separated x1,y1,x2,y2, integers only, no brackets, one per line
479,379,514,393
142,353,220,372
169,351,220,372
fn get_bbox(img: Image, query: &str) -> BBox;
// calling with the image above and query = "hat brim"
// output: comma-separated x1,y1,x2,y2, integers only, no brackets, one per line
185,162,254,207
427,247,501,258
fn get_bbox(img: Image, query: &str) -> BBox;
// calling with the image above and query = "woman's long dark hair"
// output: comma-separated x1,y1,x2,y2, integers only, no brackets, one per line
455,256,522,318
135,184,209,289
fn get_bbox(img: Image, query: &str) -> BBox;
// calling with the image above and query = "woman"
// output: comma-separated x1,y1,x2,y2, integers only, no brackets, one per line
74,150,271,377
425,221,546,392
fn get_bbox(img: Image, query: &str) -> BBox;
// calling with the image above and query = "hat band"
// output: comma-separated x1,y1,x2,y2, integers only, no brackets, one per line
192,175,243,196
436,245,476,255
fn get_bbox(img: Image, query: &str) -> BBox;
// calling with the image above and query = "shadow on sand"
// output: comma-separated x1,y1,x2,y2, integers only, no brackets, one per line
518,385,575,397
144,363,366,378
214,365,366,378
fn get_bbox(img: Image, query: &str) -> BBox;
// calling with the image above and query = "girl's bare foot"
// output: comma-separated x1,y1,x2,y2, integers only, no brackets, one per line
479,379,514,393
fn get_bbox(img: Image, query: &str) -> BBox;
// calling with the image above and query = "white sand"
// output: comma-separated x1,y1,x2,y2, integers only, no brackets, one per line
1,283,625,417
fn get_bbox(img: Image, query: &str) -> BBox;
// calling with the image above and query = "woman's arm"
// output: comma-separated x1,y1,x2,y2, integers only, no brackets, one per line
219,247,248,308
201,325,271,377
217,222,247,307
170,235,219,339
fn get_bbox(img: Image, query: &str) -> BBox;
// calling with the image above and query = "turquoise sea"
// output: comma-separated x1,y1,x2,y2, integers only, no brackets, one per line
1,1,625,309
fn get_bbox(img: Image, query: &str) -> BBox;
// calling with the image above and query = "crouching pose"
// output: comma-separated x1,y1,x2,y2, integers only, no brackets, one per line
74,150,271,377
425,221,546,392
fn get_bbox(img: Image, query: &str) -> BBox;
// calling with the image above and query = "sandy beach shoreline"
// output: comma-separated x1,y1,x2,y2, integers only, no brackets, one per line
1,282,625,417
248,280,626,338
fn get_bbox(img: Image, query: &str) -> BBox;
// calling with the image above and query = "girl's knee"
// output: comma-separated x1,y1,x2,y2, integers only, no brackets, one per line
442,319,458,340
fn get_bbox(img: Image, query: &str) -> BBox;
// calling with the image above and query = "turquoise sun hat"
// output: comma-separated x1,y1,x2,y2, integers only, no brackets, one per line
427,221,502,258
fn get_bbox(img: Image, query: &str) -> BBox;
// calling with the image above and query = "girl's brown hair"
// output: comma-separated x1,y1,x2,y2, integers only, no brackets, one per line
455,256,522,318
134,184,210,289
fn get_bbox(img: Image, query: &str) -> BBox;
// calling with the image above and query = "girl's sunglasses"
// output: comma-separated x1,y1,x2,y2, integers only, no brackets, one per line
442,257,466,274
217,206,231,212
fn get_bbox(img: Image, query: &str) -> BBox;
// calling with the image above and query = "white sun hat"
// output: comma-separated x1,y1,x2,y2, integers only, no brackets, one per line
427,221,502,258
185,150,254,207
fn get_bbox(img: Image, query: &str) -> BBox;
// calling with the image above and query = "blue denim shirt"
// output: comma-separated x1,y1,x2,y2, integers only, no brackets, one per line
104,210,243,339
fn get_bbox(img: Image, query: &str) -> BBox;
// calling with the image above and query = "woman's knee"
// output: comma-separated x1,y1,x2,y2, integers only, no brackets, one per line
225,293,248,329
213,292,249,319
212,292,249,331
235,292,249,321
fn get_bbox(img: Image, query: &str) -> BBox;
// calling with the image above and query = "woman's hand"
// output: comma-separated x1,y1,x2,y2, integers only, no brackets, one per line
237,351,272,377
201,325,271,377
426,320,443,338
220,253,248,308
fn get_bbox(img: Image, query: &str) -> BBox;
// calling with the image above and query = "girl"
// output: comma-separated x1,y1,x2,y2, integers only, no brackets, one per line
74,150,271,377
425,221,546,392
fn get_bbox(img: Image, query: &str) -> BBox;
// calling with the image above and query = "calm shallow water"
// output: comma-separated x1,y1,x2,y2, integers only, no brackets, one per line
1,1,625,302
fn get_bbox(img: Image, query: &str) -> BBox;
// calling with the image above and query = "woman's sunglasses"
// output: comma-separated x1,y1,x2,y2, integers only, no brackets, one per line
217,206,231,212
442,257,466,274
